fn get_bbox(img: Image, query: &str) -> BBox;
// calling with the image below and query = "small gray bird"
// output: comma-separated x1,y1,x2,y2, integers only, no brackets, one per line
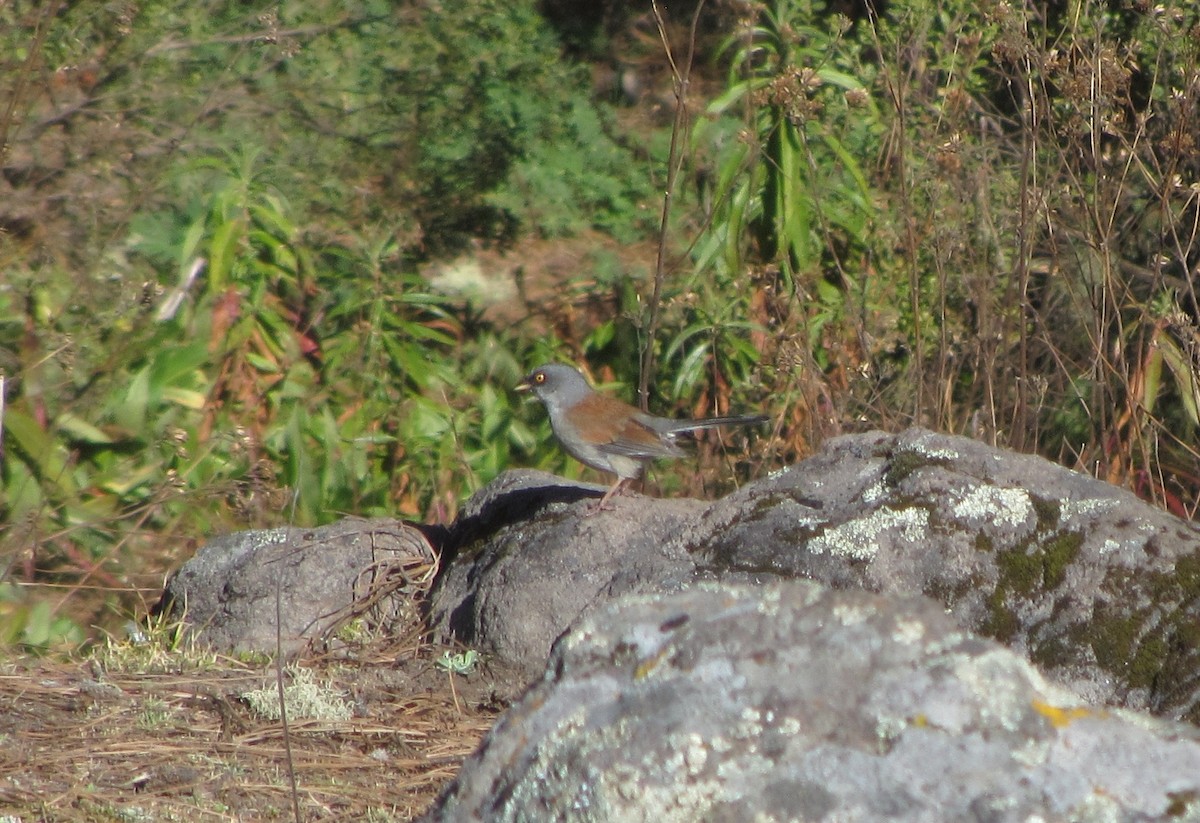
517,363,768,506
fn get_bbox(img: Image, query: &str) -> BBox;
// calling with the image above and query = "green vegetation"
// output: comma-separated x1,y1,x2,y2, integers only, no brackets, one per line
2,0,1199,650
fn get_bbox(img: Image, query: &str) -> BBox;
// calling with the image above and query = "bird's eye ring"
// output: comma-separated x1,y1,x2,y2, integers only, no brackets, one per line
535,372,546,383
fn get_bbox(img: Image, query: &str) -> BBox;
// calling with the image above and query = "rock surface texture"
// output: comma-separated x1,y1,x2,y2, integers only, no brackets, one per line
161,517,438,655
428,469,706,669
429,428,1200,722
422,581,1200,822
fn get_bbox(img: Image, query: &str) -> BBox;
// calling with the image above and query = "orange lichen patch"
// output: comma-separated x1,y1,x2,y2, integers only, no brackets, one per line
634,647,670,681
1031,698,1098,729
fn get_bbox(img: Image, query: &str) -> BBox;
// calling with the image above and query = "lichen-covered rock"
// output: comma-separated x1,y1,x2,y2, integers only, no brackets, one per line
422,581,1200,822
161,517,437,655
684,428,1200,722
429,429,1200,722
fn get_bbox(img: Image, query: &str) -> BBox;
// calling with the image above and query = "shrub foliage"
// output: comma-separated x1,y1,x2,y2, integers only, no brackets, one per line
1,0,1198,649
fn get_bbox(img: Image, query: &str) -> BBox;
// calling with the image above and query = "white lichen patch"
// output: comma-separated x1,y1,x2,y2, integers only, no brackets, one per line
682,733,708,776
736,706,764,738
908,440,960,461
754,585,785,618
923,630,971,657
832,602,873,626
620,777,724,821
1065,793,1125,822
780,716,802,735
766,466,793,481
691,657,743,691
575,722,729,820
1058,498,1120,522
892,617,926,645
1010,736,1052,769
950,485,1034,529
951,649,1035,732
612,762,648,801
860,478,888,505
794,513,824,529
807,506,930,559
874,714,910,743
241,666,352,722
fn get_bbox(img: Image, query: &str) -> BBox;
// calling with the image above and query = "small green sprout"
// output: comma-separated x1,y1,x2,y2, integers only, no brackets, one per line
435,649,480,675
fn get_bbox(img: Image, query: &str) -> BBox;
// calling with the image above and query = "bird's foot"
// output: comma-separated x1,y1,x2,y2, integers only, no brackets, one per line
584,478,631,516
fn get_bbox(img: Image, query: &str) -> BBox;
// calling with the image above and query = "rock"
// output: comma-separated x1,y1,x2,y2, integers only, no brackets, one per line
690,428,1200,721
422,581,1200,822
429,469,705,671
160,517,438,655
429,428,1200,722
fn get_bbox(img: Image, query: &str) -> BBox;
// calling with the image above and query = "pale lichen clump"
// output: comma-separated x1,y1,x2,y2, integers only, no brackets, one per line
591,726,727,821
892,616,927,645
1057,498,1121,522
737,706,765,739
907,442,960,461
951,485,1035,529
832,602,873,626
808,506,930,559
241,665,353,721
951,649,1042,732
765,466,797,482
860,478,888,505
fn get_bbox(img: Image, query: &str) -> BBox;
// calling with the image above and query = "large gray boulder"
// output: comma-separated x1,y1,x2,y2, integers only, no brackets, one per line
423,581,1200,822
429,469,705,668
429,428,1200,722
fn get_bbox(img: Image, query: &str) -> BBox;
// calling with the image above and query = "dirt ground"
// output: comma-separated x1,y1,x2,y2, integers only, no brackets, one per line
0,627,518,822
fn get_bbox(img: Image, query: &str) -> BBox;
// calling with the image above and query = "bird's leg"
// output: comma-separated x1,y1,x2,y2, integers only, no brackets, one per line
587,476,630,514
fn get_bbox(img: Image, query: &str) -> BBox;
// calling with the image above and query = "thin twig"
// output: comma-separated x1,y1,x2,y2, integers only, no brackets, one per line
276,576,303,823
0,0,62,159
640,0,706,411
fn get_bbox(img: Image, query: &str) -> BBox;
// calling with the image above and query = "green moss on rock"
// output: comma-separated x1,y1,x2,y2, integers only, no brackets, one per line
981,588,1020,643
1082,611,1141,678
881,448,952,488
994,531,1082,596
1030,495,1061,530
1041,532,1083,589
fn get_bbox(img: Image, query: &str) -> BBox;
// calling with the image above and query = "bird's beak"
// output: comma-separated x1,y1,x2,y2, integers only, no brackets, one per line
515,377,532,392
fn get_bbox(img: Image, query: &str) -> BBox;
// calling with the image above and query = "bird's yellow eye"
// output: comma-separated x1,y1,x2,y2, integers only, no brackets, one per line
535,372,546,384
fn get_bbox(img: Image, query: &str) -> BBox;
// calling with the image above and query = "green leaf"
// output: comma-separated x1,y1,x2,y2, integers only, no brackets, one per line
672,342,712,400
1,455,45,517
246,352,281,373
150,342,210,389
207,215,245,290
161,387,207,409
173,217,208,282
118,366,152,432
284,406,319,522
98,463,162,497
1155,334,1200,428
3,407,78,497
56,413,115,445
251,197,296,240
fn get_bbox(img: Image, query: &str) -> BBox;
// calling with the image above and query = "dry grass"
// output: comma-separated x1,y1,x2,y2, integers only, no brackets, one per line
0,630,506,822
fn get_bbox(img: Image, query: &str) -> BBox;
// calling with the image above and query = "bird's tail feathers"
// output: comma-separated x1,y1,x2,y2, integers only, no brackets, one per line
667,414,769,433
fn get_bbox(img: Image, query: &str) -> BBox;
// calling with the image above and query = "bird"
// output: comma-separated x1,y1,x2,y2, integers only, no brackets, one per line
516,363,769,508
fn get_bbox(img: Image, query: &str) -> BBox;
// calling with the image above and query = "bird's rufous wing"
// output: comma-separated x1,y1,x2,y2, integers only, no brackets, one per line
570,393,684,459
